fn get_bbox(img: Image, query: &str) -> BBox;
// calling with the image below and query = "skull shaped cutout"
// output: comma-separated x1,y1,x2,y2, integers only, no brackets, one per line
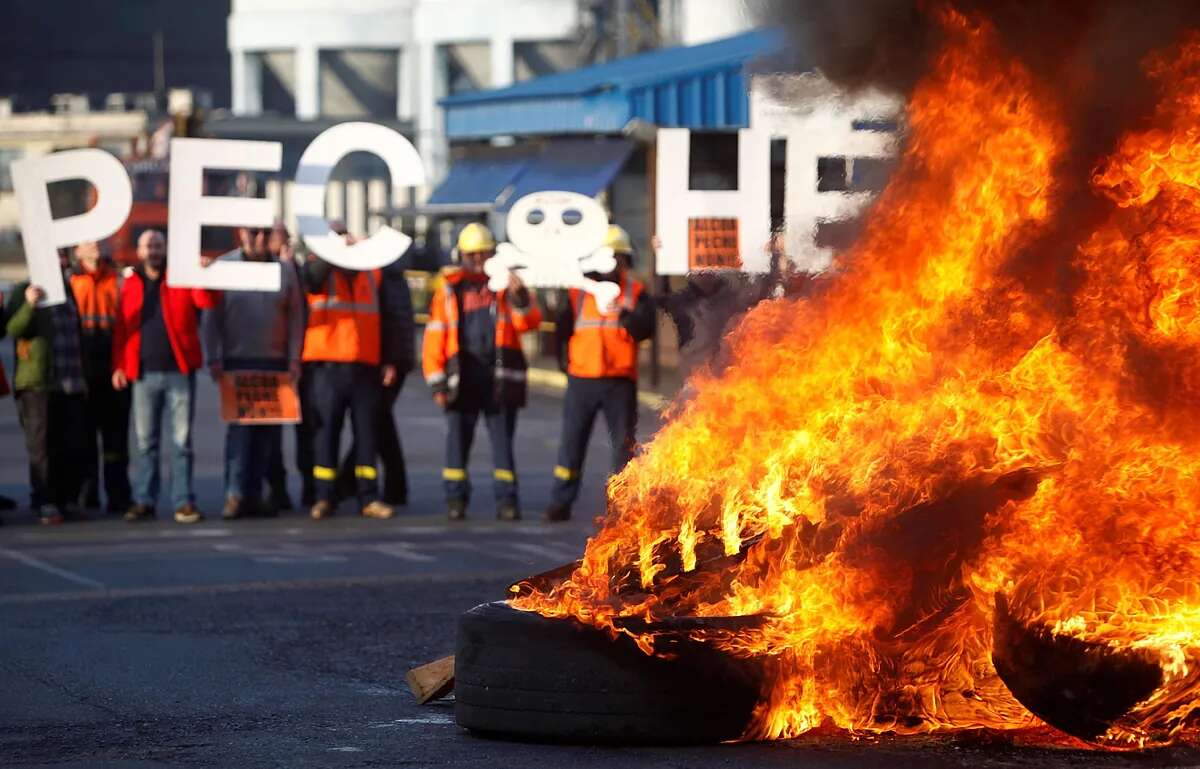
485,191,621,311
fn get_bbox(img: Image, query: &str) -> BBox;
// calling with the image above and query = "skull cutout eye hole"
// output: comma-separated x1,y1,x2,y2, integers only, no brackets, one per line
526,209,545,226
561,209,583,226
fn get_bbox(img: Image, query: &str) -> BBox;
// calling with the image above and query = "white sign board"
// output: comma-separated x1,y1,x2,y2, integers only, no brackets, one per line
11,149,133,306
9,123,431,300
653,75,901,276
655,128,771,276
168,138,282,291
292,121,425,271
484,191,621,311
750,73,900,272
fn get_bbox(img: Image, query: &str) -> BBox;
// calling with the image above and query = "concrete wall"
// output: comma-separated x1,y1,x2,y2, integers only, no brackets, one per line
228,0,579,181
670,0,757,45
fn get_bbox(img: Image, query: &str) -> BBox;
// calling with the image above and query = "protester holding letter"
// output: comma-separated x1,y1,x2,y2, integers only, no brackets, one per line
423,223,542,521
112,230,215,524
337,252,415,507
205,226,304,519
301,247,407,521
69,240,132,515
4,248,90,524
261,220,299,511
544,224,655,522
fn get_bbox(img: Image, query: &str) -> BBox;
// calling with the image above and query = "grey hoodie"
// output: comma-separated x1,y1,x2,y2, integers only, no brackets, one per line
203,250,304,367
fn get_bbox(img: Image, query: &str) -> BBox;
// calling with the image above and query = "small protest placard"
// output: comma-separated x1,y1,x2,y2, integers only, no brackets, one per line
688,217,741,270
219,371,300,424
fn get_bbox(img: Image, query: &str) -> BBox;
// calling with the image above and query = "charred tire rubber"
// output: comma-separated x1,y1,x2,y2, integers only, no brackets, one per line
454,601,762,745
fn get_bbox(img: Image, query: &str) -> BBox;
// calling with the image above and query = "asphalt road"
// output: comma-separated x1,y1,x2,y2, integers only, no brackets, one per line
3,370,1200,767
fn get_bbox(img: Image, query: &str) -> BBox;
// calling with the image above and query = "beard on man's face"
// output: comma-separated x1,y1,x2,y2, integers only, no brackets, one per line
244,231,272,260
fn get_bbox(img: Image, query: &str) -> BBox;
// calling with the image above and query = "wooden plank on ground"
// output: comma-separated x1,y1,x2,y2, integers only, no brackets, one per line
406,655,455,704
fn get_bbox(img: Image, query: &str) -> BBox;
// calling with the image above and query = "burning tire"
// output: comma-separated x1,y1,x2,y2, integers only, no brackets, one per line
454,601,762,744
991,594,1169,746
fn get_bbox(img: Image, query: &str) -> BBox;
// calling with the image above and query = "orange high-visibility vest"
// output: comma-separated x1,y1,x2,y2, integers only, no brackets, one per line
422,269,542,405
302,268,382,364
69,265,119,333
567,278,643,380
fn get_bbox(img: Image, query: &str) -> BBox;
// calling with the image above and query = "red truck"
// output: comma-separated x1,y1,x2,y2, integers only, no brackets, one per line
106,158,235,266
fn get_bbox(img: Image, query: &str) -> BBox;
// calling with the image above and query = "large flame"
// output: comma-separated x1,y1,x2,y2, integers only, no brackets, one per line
514,11,1200,747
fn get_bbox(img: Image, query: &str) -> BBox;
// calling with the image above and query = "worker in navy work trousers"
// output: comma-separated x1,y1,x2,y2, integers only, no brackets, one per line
543,225,656,522
423,223,542,521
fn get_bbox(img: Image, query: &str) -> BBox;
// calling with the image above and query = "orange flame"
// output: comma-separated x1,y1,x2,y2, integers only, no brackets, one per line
513,12,1200,747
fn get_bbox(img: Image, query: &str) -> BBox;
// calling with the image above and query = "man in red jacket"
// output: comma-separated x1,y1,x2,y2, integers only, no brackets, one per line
112,230,215,524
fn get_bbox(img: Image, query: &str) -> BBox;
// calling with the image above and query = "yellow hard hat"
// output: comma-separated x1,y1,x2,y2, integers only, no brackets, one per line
604,224,633,256
457,222,496,253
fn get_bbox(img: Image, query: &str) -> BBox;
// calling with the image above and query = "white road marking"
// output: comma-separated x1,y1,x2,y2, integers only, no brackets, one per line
371,715,455,727
509,542,580,562
371,543,437,563
254,554,349,564
157,528,233,538
0,546,105,589
10,527,233,545
390,525,449,535
0,569,521,605
211,542,349,563
438,541,528,563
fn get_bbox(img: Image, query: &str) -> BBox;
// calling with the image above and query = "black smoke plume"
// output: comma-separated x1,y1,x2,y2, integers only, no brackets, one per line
757,0,1200,315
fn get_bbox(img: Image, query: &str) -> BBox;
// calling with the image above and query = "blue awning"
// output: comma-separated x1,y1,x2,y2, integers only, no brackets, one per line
496,138,634,211
425,138,634,214
441,29,786,140
424,153,531,212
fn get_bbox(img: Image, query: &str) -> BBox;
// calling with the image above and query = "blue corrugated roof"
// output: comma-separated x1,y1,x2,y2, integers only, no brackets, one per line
496,138,634,211
425,154,530,211
441,29,785,140
425,138,633,213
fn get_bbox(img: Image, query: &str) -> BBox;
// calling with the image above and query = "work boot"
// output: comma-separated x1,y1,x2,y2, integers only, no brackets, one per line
253,498,278,518
174,504,203,524
123,503,155,522
447,499,467,521
497,502,521,522
361,501,396,520
36,505,65,526
310,500,334,520
541,503,571,522
267,489,294,513
60,504,86,522
222,495,244,520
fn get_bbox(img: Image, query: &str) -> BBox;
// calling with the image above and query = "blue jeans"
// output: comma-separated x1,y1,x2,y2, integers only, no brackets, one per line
132,371,196,510
222,359,286,503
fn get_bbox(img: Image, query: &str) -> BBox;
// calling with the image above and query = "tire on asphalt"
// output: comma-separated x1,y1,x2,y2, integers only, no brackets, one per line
454,601,762,745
